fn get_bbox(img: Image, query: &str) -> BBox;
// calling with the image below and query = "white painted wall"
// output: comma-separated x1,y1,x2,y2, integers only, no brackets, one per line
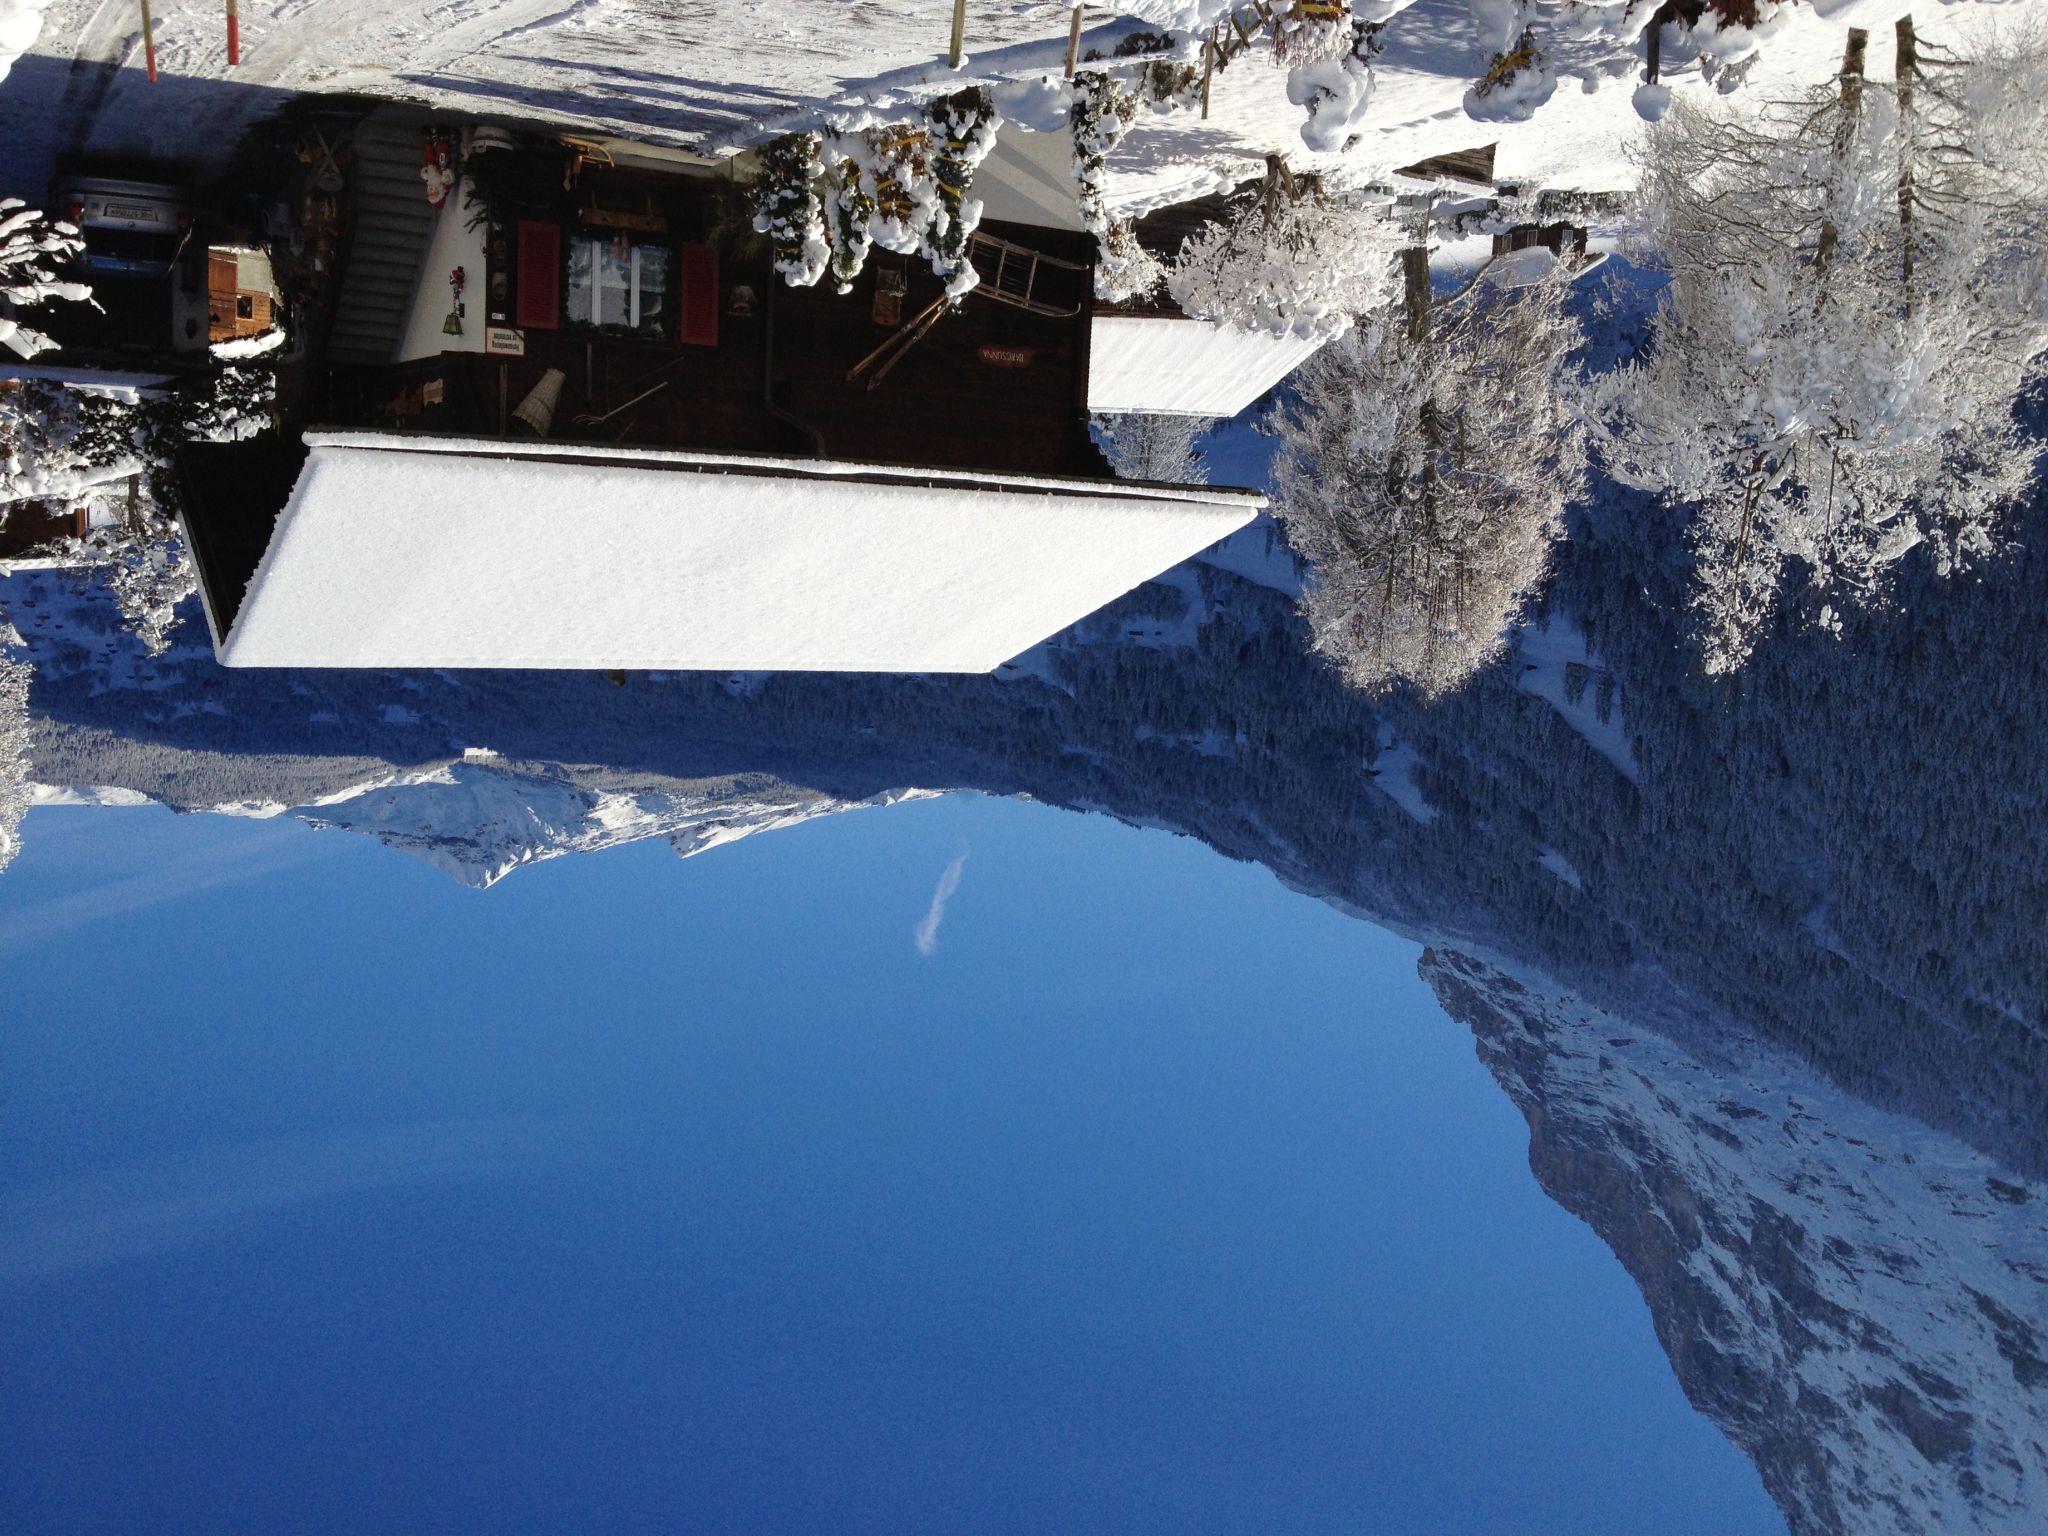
396,178,490,364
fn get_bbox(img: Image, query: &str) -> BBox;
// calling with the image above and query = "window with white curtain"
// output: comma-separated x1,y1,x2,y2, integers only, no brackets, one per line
566,235,672,337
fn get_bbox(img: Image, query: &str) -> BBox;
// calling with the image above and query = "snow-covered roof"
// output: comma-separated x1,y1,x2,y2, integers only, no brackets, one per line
216,433,1262,672
1088,316,1325,419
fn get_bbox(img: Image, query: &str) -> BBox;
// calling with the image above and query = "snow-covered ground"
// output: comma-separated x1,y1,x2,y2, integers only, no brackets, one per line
0,0,2022,223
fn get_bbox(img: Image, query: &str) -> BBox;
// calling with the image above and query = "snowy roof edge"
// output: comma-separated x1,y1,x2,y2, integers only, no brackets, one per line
298,431,1268,509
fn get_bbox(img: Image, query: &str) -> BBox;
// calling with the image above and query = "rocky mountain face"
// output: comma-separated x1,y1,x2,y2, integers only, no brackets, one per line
1425,947,2047,1536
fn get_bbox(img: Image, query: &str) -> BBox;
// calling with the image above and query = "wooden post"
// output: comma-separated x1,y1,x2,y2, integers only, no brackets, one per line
1200,26,1215,119
1896,16,1918,301
140,0,158,81
1402,246,1431,343
948,0,966,69
227,0,240,65
1064,4,1083,79
1838,27,1868,117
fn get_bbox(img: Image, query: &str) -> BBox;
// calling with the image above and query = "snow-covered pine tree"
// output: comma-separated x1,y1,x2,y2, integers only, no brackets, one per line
0,200,90,361
752,133,830,288
923,88,1002,298
1273,245,1586,697
1463,21,1557,124
4,361,279,655
1071,70,1163,303
820,139,877,295
1168,154,1398,340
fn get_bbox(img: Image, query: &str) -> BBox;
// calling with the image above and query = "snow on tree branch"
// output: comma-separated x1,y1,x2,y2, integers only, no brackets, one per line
1093,412,1214,484
1072,70,1164,304
1168,155,1399,340
1595,25,2048,673
0,199,90,361
1273,247,1587,697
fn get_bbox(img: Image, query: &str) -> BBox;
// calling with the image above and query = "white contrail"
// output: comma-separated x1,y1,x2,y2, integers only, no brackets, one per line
913,852,969,956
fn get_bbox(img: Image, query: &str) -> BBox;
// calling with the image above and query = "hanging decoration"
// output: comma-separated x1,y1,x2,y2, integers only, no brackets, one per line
922,88,1002,298
752,132,830,288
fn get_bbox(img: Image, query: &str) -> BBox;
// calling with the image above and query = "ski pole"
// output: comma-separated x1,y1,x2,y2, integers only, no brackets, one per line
227,0,240,65
140,0,158,81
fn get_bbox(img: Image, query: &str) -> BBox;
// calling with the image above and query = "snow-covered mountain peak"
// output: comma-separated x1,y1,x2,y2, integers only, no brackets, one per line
286,761,942,888
1423,947,2048,1536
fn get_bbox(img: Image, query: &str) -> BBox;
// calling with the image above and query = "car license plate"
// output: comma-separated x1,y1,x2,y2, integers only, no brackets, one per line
103,202,160,222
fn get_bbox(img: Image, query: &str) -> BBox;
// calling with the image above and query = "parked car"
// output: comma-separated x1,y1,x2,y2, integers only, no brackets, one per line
52,173,195,278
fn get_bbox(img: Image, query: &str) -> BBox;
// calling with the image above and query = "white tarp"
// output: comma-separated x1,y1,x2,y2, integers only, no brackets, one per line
1088,316,1326,419
218,434,1262,673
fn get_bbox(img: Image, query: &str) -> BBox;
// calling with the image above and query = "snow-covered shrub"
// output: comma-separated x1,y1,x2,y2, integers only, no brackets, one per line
0,380,140,509
183,367,276,444
0,199,90,361
1289,19,1383,152
1135,58,1202,114
924,88,1002,299
1463,26,1558,123
752,133,829,288
1096,219,1167,306
1273,249,1586,697
1168,156,1399,340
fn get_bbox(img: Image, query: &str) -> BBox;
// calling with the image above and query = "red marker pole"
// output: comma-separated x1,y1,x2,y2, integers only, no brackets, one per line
140,0,158,81
227,0,240,65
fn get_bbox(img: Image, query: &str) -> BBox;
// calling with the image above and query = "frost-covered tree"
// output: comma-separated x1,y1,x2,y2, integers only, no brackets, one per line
1274,246,1586,696
1597,25,2048,671
0,200,90,361
924,88,1002,298
1093,412,1214,484
0,618,29,876
1169,155,1399,340
752,133,830,288
1071,70,1164,303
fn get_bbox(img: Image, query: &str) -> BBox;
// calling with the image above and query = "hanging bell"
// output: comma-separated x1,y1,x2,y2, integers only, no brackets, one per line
443,309,463,336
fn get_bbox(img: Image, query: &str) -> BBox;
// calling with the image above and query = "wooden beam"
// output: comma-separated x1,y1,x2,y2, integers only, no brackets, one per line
949,0,966,69
1064,4,1083,78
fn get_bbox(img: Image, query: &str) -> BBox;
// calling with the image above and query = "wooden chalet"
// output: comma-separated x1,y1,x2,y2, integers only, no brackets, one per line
180,108,1265,674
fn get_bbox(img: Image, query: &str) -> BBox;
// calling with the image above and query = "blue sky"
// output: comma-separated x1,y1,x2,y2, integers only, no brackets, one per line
0,793,1784,1535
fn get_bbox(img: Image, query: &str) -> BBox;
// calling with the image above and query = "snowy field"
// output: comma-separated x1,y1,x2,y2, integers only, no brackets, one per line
0,0,2026,220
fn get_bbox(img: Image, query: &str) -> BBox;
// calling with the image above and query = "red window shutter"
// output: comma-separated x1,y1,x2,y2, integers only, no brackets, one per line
679,242,718,347
516,221,561,331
